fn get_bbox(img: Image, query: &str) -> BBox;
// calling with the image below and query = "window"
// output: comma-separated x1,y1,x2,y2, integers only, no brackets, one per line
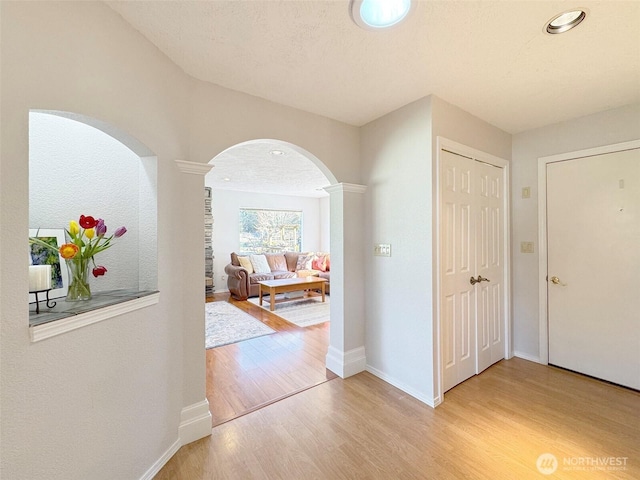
239,208,302,253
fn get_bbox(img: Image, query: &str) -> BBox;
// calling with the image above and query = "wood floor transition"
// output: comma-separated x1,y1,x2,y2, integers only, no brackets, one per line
205,292,336,427
157,356,639,479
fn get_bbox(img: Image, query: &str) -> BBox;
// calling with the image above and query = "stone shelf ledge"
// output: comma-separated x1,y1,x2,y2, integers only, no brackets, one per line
29,289,160,342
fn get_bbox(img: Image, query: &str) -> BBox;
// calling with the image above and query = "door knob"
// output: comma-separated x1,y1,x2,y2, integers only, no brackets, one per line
470,275,491,285
550,276,567,286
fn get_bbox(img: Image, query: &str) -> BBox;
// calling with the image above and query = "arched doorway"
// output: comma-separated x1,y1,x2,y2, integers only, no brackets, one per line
203,139,340,425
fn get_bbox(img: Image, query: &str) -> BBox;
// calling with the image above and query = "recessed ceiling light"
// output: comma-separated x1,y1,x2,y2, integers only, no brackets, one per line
270,149,285,156
350,0,414,30
545,9,587,34
223,177,230,182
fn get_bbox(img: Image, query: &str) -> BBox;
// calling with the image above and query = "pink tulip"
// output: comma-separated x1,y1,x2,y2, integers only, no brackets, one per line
114,226,127,238
95,218,107,237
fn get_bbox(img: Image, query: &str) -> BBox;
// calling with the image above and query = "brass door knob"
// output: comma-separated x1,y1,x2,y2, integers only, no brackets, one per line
550,276,567,286
470,275,491,285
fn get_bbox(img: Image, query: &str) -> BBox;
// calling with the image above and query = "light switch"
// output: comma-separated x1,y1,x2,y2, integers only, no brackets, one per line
520,242,534,254
522,187,531,199
374,243,391,257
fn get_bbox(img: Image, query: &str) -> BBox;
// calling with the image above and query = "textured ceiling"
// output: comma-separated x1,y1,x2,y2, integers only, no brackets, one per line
205,141,331,197
106,0,640,195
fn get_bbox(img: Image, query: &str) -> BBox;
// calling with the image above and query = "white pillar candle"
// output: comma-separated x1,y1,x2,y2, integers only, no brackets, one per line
29,265,51,291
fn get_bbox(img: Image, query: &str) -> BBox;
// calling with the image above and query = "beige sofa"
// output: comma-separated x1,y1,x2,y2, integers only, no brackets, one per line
224,251,330,300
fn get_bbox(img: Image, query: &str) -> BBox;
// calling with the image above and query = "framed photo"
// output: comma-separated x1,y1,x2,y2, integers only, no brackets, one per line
29,228,68,301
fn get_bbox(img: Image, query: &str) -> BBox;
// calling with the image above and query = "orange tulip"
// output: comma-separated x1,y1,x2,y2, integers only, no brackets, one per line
59,243,79,260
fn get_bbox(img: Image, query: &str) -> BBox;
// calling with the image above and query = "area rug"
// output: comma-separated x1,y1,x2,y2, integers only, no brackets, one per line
205,301,275,349
248,295,330,328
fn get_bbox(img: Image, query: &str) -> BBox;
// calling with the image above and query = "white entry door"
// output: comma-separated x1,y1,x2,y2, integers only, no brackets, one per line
441,149,506,392
547,148,640,390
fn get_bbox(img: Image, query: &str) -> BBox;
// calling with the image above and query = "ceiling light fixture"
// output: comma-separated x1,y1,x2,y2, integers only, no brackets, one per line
545,9,587,34
223,177,230,182
270,149,285,156
350,0,414,30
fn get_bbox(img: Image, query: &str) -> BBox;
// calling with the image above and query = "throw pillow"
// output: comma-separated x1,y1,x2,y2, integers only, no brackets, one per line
238,256,254,274
312,255,326,272
295,254,313,271
250,254,271,274
265,253,287,272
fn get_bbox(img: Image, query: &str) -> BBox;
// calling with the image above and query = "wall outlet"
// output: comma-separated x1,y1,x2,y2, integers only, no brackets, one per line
520,242,534,254
374,243,391,257
221,275,227,281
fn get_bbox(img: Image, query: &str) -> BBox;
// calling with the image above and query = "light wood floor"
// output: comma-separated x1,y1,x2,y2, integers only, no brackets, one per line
156,357,639,479
206,293,336,427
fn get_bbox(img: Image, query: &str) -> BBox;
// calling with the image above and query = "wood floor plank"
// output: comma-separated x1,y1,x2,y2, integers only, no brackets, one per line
205,293,335,427
157,358,639,479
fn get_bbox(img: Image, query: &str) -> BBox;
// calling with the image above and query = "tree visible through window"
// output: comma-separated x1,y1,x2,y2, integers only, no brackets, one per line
239,208,302,253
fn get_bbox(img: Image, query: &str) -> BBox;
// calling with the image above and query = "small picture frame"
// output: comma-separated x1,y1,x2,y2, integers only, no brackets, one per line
29,228,68,301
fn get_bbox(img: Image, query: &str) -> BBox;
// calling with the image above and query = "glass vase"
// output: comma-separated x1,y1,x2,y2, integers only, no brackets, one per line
65,257,91,301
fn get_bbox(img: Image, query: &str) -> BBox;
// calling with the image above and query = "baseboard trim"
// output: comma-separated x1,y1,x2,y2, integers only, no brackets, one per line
139,439,181,480
179,399,213,445
139,399,212,479
513,351,543,364
326,345,366,378
366,365,437,408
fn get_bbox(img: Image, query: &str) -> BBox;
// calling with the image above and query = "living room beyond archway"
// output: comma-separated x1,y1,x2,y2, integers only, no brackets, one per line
203,139,338,426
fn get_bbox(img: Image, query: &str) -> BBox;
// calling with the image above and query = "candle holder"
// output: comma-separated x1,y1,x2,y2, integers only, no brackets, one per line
30,289,56,314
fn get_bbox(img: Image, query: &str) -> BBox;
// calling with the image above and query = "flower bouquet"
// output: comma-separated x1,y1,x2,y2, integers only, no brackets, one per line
29,215,126,301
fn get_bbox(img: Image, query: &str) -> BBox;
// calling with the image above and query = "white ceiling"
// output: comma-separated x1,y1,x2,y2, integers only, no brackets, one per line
106,0,640,195
205,140,331,197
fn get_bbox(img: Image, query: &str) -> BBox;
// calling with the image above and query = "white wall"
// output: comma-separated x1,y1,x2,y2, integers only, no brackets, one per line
361,95,512,406
189,78,360,183
319,196,330,251
1,2,190,479
511,103,640,360
29,112,142,292
208,188,328,291
361,97,435,403
1,2,361,478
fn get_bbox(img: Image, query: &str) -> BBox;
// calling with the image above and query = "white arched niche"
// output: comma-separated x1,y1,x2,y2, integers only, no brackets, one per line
28,110,158,340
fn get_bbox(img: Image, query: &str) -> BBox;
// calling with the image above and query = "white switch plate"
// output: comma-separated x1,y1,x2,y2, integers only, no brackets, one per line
374,243,391,257
520,242,534,254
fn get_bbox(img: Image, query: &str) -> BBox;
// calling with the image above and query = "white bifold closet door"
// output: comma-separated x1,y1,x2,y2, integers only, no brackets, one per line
547,148,640,390
441,149,505,393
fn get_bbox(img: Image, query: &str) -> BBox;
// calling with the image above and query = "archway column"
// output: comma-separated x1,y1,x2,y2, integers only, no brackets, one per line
174,159,214,445
325,183,367,377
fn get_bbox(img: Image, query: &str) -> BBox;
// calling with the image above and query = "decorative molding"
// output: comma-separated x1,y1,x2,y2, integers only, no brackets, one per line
366,365,437,408
139,439,181,480
139,399,211,479
30,293,160,342
324,183,367,194
178,399,212,446
326,345,366,378
174,160,214,175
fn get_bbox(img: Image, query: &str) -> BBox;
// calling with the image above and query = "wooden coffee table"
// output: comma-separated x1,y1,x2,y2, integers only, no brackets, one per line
258,277,328,312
